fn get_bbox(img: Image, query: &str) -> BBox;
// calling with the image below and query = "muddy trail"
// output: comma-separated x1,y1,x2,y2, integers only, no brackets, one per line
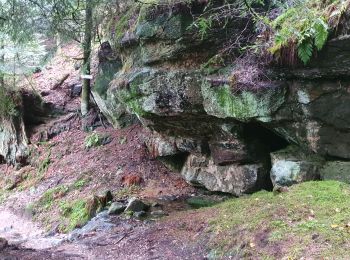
0,44,219,259
0,204,211,260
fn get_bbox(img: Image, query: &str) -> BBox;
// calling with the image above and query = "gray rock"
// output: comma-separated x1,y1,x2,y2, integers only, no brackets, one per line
270,146,324,187
133,211,147,219
70,83,82,97
108,202,126,215
125,198,149,213
181,154,268,196
0,115,28,165
320,161,350,183
150,210,168,218
0,237,8,251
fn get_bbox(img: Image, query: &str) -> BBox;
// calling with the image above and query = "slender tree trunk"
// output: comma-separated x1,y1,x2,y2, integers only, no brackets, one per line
81,0,93,116
0,43,4,88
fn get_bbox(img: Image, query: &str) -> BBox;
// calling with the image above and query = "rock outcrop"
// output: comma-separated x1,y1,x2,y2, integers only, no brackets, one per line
93,1,350,194
0,115,28,165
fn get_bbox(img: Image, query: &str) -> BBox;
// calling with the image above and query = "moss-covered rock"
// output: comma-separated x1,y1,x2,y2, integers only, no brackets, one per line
320,161,350,184
113,68,204,118
92,42,137,128
202,81,287,122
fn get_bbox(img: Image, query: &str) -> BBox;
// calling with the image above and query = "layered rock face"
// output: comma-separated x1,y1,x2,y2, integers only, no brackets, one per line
0,115,28,165
94,1,350,194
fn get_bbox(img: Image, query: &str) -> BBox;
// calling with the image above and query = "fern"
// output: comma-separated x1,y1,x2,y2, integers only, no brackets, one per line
313,18,329,50
297,40,313,65
268,0,341,65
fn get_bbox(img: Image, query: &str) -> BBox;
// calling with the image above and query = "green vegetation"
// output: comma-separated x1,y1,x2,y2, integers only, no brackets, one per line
209,181,350,259
0,88,18,118
186,197,219,209
38,148,51,175
84,132,110,148
59,199,90,232
37,185,70,210
32,177,94,232
73,177,91,189
268,0,348,64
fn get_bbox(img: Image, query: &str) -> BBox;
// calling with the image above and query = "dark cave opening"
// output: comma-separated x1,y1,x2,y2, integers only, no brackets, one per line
244,122,290,153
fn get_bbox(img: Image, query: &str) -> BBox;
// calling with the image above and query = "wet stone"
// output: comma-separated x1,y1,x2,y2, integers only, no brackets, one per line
133,211,147,219
108,202,126,215
150,210,168,218
125,198,150,213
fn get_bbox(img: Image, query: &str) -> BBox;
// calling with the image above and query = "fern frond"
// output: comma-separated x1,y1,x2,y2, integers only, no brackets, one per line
298,40,313,64
314,18,329,50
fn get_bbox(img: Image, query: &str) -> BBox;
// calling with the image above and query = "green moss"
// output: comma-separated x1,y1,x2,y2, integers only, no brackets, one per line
210,181,350,258
108,5,140,47
84,132,110,148
186,197,219,209
0,88,19,118
38,153,51,175
118,79,149,117
59,199,90,232
202,83,286,122
37,185,69,210
73,177,91,189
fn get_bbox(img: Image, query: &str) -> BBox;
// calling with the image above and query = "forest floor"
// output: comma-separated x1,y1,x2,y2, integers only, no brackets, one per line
1,44,350,260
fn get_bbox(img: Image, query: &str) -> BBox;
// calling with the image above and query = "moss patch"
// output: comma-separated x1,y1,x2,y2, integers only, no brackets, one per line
59,199,90,232
209,181,350,259
202,83,286,122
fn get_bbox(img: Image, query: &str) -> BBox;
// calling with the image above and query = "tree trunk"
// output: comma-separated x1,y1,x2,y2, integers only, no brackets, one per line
81,0,93,117
0,43,4,88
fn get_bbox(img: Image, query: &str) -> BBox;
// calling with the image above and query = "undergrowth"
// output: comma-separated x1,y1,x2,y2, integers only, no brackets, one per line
268,0,350,65
0,87,19,118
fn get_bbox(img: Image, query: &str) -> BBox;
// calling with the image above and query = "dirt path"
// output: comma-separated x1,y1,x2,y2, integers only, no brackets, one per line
0,207,211,260
0,207,66,250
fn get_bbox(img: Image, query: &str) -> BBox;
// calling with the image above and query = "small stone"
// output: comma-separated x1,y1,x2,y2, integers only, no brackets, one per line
133,211,147,219
0,237,8,251
125,197,149,213
108,202,126,215
70,83,82,97
311,234,319,240
150,210,168,218
151,202,162,208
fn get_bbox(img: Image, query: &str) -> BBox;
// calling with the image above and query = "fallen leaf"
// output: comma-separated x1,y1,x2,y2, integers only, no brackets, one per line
331,224,339,229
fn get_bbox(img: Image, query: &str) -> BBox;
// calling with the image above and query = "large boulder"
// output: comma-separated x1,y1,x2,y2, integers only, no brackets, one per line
320,161,350,183
273,80,350,159
270,146,324,187
181,154,269,196
92,41,136,128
